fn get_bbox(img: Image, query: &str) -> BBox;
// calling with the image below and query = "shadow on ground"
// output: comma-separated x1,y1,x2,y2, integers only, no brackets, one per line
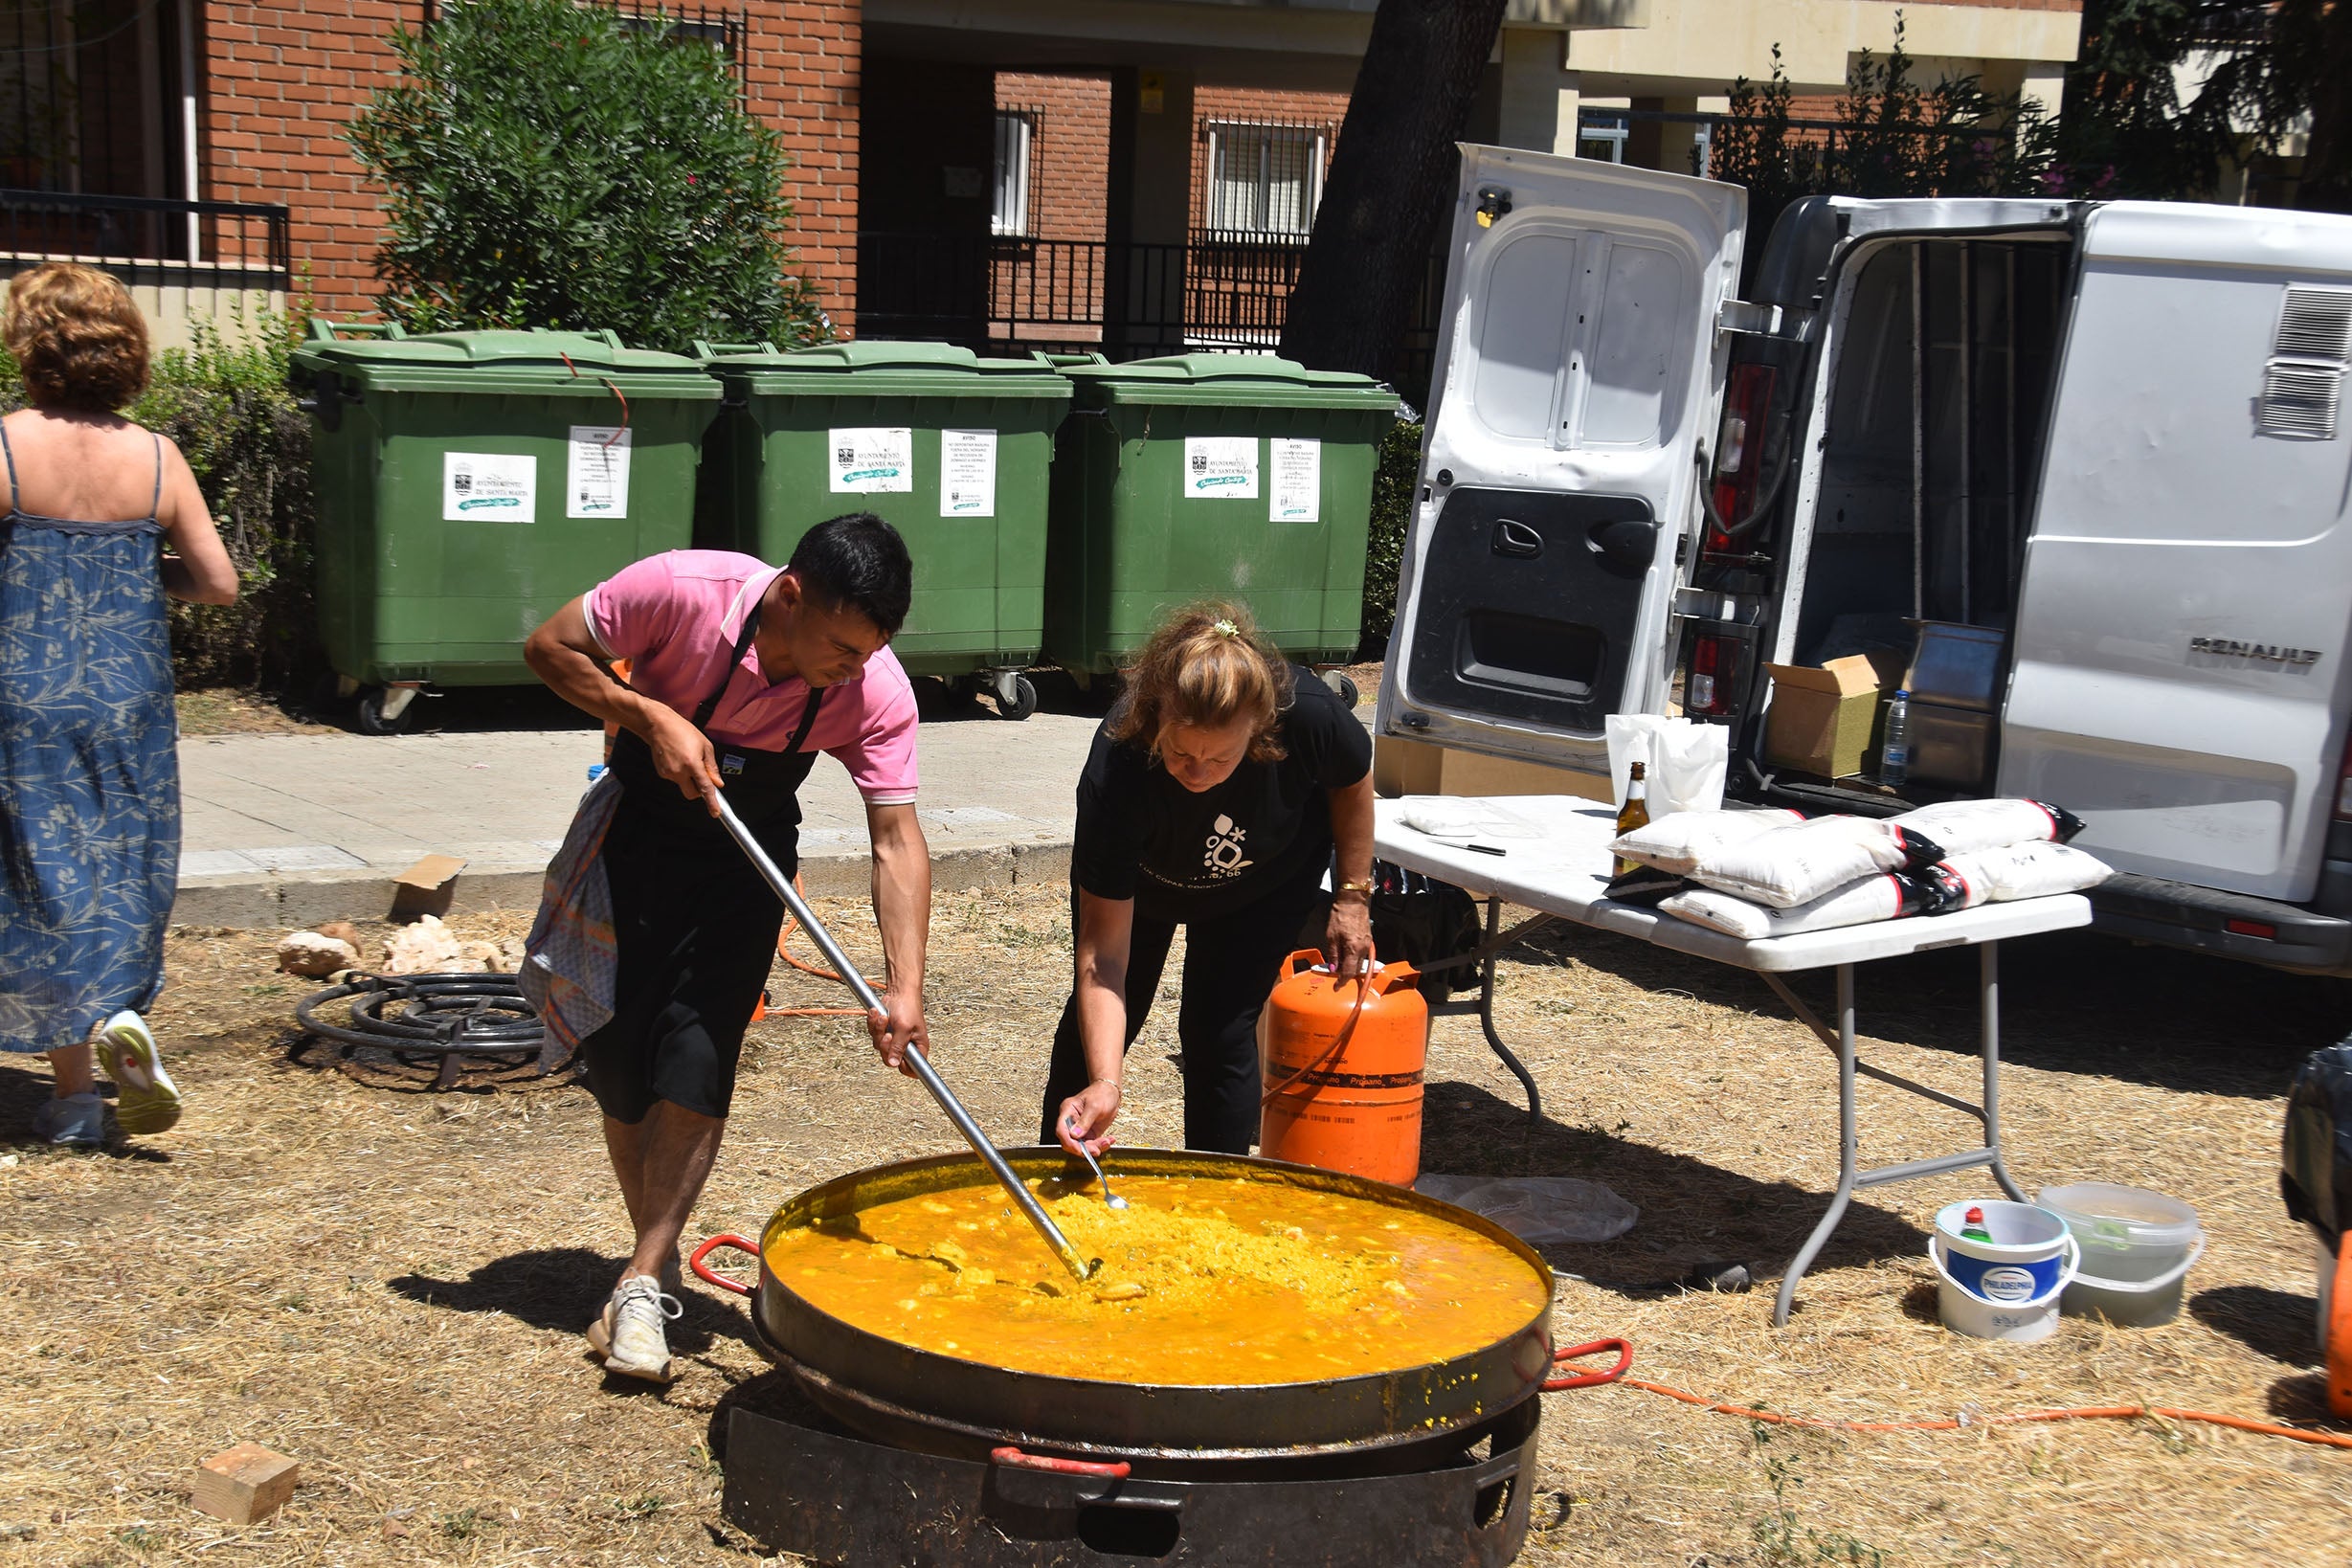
388,1245,755,1359
1504,924,2343,1101
2193,1284,2324,1369
1418,1081,1919,1299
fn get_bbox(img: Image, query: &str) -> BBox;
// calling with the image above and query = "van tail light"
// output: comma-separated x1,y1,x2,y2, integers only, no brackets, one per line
2336,728,2352,818
1687,633,1736,718
1707,364,1778,554
2227,918,2277,941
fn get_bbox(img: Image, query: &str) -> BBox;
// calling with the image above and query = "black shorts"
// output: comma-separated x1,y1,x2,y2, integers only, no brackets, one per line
578,796,791,1124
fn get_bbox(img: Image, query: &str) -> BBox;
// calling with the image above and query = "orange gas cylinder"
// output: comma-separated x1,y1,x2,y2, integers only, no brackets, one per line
1257,950,1429,1186
2331,1232,2352,1418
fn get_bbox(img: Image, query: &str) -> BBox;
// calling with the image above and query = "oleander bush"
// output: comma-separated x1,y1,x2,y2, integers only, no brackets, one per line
347,0,830,351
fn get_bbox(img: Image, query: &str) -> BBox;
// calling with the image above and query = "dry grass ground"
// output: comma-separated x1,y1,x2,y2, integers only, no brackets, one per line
3,885,2346,1566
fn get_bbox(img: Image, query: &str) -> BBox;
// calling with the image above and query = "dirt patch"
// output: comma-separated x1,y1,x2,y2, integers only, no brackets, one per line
173,688,338,737
1,893,2345,1564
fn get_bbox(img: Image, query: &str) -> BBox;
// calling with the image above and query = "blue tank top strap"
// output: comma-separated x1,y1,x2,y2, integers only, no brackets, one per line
0,419,17,516
147,432,163,520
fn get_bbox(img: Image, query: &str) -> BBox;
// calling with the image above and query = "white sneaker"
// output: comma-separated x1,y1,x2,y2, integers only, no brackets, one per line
592,1276,683,1383
98,1012,181,1136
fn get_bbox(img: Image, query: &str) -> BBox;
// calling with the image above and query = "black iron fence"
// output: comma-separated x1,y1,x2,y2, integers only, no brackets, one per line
857,231,1446,404
0,190,293,290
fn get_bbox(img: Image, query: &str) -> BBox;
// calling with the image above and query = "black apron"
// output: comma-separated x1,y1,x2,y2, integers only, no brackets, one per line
580,606,830,1123
606,604,828,864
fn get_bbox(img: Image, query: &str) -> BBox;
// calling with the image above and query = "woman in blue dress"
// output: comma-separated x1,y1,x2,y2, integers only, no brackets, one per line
2,263,237,1147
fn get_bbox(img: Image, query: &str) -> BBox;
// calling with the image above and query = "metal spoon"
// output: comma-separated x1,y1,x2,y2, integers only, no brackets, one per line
1063,1119,1131,1210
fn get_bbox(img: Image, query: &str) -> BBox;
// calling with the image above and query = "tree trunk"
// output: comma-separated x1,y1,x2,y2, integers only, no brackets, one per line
1279,0,1510,382
2294,0,2352,213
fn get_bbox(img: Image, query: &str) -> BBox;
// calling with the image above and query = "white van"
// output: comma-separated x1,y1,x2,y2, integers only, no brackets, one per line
1377,145,2352,974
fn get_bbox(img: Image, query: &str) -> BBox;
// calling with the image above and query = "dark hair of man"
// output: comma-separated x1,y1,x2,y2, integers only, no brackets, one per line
786,512,913,636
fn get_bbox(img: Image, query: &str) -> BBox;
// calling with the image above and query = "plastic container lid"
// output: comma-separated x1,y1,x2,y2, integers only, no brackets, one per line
2035,1182,2201,1255
1064,351,1399,411
291,322,718,395
696,340,1072,397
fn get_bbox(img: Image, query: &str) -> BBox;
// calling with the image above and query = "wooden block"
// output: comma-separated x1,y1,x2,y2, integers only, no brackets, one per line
193,1443,299,1525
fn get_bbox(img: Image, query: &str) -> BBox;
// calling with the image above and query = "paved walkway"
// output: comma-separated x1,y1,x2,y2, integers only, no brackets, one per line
175,710,1103,926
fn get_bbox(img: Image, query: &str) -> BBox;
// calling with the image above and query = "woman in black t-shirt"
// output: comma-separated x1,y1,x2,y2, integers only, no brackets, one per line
1042,603,1376,1156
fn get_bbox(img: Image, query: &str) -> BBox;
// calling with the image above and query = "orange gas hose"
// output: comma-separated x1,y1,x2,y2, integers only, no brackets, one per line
1540,1342,2352,1449
770,874,868,1019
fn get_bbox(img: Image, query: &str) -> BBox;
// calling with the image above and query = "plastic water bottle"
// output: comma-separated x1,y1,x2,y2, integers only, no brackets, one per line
1880,688,1912,788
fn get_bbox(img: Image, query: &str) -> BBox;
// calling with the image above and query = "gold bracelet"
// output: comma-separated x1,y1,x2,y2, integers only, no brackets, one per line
1334,879,1374,899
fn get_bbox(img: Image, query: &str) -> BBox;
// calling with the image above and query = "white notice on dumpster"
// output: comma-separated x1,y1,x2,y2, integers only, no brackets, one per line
939,429,997,517
1268,437,1321,522
830,427,914,493
566,425,632,519
1183,436,1258,500
443,452,536,522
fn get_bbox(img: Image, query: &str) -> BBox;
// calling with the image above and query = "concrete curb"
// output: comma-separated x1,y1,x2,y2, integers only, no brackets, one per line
169,841,1073,930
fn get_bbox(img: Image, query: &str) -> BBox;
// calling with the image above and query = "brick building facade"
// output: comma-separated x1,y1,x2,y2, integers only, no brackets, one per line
194,0,860,326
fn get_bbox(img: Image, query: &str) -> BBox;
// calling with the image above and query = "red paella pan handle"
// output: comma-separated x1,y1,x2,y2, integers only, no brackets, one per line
690,1234,760,1297
990,1446,1132,1480
1543,1338,1633,1391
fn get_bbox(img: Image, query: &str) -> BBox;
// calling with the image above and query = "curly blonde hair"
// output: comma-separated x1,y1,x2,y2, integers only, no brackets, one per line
1109,601,1293,764
4,262,150,414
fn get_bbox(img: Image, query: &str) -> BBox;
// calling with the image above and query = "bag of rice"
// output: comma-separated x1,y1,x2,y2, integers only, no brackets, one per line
1927,841,2113,906
1889,797,2086,855
1610,807,1804,876
1682,815,1946,908
1661,872,1940,940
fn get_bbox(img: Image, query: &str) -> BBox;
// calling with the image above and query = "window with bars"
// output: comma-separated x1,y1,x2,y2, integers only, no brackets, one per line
1200,122,1326,239
993,109,1035,237
3,0,194,199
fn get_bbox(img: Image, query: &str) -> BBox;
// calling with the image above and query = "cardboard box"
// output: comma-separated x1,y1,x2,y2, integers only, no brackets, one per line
1373,733,1611,804
1762,655,1884,778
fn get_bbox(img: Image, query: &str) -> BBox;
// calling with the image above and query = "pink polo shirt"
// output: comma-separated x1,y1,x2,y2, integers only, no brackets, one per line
583,550,919,805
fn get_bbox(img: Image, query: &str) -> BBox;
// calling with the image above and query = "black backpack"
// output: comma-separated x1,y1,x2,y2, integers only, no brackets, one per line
1366,860,1483,1003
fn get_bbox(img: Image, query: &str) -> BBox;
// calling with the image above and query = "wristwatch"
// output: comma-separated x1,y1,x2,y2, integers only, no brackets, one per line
1334,878,1374,900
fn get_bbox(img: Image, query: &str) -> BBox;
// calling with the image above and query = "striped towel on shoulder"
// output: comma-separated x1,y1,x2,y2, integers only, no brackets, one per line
520,771,622,1064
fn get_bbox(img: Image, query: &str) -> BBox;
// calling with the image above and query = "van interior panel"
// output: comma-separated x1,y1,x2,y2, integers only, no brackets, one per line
1792,237,2070,669
1406,486,1656,733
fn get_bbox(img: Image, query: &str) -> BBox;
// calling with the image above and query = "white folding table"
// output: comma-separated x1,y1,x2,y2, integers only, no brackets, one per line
1374,795,2093,1325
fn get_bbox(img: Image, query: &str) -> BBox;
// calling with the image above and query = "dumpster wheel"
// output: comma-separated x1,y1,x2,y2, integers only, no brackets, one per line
357,683,423,735
990,671,1039,723
1320,670,1361,710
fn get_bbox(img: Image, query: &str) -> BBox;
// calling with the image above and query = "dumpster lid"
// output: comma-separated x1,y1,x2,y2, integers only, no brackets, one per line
1065,352,1396,406
697,340,1072,386
297,323,701,373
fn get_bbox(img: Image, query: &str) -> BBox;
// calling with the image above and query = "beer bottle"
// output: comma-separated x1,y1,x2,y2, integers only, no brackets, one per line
1615,762,1650,876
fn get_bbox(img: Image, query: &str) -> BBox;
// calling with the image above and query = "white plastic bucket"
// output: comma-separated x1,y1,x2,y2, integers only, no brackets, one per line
1932,1231,2078,1342
2036,1182,2204,1328
1933,1200,2074,1303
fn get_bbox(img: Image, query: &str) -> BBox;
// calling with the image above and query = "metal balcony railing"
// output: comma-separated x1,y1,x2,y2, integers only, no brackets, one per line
0,190,292,290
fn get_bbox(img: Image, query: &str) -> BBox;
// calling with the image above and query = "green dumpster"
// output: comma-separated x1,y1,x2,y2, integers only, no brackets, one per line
290,322,722,731
692,341,1071,719
1044,354,1399,682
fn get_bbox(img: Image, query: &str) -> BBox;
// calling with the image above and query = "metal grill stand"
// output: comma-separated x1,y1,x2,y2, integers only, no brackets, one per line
721,1384,1540,1568
294,972,571,1091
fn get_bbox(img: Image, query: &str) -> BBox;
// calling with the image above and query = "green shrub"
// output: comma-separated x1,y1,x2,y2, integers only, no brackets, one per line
2,306,318,691
1359,418,1423,656
347,0,829,351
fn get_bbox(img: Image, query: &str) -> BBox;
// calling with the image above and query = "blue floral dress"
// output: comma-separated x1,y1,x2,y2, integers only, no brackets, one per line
0,423,179,1053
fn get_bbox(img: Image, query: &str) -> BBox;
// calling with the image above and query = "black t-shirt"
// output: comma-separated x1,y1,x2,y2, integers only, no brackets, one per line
1072,667,1374,921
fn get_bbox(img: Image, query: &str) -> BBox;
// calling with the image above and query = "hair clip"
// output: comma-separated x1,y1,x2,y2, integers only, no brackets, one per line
1213,618,1239,638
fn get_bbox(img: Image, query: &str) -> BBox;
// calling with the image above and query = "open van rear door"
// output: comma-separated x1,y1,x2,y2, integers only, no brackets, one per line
1378,146,1746,773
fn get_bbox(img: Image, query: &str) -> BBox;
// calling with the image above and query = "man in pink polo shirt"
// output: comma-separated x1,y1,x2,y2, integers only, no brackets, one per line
524,514,930,1383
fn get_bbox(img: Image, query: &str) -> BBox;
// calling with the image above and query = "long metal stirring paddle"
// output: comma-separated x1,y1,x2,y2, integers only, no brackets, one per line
713,792,1097,1283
